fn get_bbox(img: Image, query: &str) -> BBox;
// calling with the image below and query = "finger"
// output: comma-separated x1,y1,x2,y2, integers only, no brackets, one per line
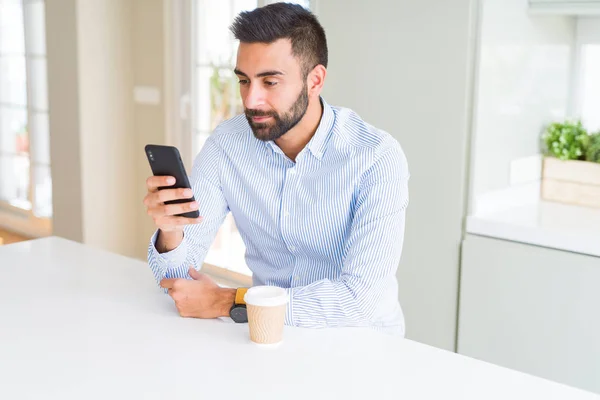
188,267,202,280
145,188,194,208
156,188,194,204
160,278,178,289
146,176,176,192
147,201,199,218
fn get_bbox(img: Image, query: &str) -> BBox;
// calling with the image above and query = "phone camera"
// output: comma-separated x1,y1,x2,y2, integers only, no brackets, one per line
148,151,154,161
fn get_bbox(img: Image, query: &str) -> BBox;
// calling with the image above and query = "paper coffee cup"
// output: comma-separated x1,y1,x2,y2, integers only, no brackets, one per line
244,286,288,345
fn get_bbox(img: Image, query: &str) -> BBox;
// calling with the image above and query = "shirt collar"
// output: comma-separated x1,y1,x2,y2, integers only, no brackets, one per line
264,98,335,161
306,98,335,160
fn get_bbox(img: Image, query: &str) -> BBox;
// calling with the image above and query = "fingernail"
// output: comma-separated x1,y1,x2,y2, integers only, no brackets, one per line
183,189,192,197
190,202,198,210
167,177,175,184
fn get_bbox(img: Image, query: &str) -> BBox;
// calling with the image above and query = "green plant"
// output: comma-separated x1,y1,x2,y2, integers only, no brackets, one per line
209,64,243,131
541,120,589,161
586,132,600,163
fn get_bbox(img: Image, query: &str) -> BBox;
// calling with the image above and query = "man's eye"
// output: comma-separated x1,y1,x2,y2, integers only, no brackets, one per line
265,81,277,87
238,80,249,85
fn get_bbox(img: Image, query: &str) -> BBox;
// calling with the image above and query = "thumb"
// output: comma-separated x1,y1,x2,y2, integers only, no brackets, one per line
188,266,203,280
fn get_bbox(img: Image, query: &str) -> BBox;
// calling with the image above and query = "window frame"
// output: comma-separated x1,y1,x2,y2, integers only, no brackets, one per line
0,0,52,238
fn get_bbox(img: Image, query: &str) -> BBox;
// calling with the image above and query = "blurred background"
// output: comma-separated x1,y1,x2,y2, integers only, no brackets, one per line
0,0,599,394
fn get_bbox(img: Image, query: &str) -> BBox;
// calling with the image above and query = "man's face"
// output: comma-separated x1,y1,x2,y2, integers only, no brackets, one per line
235,39,309,141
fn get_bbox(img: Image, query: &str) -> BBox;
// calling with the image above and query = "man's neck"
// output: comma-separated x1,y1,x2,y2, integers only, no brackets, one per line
274,99,324,162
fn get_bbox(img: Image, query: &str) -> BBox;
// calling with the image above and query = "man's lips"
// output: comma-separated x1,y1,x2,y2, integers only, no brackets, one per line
251,116,272,123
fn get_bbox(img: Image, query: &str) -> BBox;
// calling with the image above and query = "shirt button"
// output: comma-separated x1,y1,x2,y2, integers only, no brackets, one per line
289,168,296,175
283,210,290,217
289,246,296,252
294,275,301,281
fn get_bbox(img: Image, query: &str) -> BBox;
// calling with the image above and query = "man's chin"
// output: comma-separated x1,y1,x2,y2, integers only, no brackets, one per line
251,128,272,141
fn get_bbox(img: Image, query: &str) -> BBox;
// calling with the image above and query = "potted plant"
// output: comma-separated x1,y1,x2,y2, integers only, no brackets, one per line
586,132,600,164
541,120,600,208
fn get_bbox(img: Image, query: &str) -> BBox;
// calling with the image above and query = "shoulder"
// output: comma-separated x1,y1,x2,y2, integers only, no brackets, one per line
207,114,252,147
192,114,253,172
330,106,408,172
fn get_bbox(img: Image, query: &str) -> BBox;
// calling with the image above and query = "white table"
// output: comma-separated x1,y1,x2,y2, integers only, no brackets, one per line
1,237,598,400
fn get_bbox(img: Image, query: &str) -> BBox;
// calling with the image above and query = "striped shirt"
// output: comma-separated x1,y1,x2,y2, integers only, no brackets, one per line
148,99,409,335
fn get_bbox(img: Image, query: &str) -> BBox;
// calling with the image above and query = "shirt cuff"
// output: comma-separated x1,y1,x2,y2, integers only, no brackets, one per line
149,230,189,269
284,287,295,326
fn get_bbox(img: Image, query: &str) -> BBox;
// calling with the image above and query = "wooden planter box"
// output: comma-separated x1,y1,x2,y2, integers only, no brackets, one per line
541,157,600,208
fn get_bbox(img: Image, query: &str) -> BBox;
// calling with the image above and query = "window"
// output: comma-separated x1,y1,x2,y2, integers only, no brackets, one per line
577,44,600,132
0,0,51,230
188,0,310,277
574,18,600,132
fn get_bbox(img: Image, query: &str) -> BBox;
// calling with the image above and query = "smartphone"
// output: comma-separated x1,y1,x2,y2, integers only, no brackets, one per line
144,144,199,218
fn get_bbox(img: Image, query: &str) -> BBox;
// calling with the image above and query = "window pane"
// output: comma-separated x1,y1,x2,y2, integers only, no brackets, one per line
0,106,28,154
33,164,52,217
30,111,49,164
29,57,48,111
210,68,242,128
0,56,27,106
196,0,257,66
24,0,46,56
0,1,25,54
230,0,257,63
233,0,256,13
0,153,31,210
580,45,600,132
205,214,252,276
193,130,210,158
196,1,233,66
196,66,243,132
195,66,212,132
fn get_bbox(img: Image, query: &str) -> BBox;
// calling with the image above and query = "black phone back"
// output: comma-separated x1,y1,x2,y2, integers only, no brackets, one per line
144,144,199,218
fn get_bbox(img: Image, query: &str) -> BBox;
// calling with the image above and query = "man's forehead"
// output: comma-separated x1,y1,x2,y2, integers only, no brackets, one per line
236,39,299,71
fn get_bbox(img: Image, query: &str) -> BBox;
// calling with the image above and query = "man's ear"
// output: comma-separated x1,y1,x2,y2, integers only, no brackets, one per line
307,64,327,98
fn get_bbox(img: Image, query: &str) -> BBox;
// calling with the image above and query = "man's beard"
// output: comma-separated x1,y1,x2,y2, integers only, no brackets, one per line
245,84,309,142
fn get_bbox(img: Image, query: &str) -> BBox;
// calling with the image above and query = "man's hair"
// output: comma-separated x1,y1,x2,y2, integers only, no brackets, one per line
230,2,328,78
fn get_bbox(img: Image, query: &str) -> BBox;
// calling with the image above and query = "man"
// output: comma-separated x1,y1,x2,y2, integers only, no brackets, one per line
144,3,409,335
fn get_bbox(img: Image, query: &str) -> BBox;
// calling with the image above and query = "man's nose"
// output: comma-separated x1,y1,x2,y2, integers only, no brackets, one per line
244,82,266,110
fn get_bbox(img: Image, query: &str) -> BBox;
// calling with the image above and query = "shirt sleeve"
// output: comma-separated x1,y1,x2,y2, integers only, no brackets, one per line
147,135,229,286
285,142,409,329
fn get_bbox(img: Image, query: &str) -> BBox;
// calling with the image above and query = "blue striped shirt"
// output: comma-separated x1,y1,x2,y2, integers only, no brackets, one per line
148,99,409,335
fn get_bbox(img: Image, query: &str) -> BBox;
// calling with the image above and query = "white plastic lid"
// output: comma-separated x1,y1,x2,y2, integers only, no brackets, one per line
244,286,288,307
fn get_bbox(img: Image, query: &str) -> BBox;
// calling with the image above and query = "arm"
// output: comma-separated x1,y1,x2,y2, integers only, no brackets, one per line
286,144,409,328
147,136,230,285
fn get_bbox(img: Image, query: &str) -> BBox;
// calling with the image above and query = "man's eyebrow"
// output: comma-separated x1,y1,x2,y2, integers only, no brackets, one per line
256,70,284,78
234,68,285,78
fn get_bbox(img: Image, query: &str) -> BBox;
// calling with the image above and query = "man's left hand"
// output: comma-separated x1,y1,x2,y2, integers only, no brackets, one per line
160,267,236,319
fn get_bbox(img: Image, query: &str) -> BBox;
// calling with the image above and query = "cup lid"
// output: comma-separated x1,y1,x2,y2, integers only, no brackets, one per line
244,286,288,307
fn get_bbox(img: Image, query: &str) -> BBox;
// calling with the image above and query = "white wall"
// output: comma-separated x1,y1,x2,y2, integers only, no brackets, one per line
47,0,143,258
46,0,84,243
315,0,478,350
131,0,170,260
77,0,137,257
470,0,575,201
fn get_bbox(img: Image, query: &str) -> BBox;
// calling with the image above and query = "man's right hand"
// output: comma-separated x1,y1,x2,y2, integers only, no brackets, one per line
144,176,203,253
